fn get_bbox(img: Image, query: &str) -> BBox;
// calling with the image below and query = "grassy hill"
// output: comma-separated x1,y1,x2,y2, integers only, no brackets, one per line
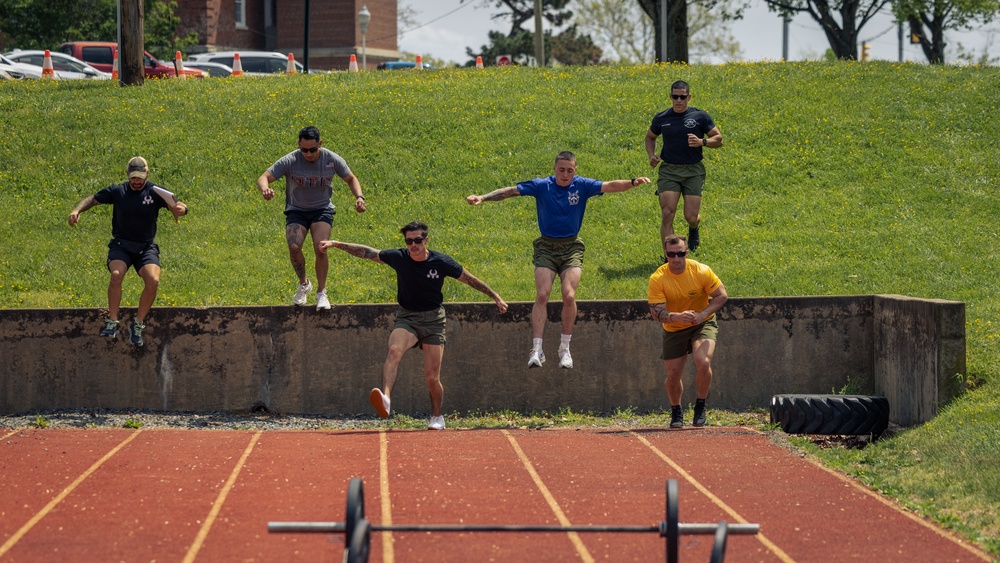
1,62,998,554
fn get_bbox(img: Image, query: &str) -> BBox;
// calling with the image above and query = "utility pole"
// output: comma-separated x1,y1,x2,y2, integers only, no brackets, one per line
120,0,143,85
660,0,668,62
534,0,544,66
782,16,790,61
303,0,310,73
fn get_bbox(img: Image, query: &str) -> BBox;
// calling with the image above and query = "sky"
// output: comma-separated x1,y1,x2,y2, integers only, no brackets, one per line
395,0,998,65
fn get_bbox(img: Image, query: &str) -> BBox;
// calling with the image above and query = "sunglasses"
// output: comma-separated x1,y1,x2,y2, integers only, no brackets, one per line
404,236,426,245
300,146,320,154
671,94,689,100
665,250,688,258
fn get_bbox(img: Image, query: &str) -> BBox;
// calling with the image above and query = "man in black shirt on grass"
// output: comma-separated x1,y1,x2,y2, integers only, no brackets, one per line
68,156,189,346
320,221,507,430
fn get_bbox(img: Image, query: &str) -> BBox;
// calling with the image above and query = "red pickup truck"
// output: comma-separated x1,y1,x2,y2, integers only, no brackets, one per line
58,41,204,78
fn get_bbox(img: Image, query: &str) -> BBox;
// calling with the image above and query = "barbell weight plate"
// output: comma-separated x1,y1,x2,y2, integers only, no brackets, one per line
667,479,679,563
346,518,371,563
710,521,728,563
345,477,365,546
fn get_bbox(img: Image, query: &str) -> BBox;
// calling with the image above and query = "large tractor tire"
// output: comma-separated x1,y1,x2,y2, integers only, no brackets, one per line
770,394,889,437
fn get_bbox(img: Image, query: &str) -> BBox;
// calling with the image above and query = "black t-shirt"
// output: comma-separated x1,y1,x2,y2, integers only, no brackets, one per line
93,181,171,243
648,107,716,164
378,248,464,312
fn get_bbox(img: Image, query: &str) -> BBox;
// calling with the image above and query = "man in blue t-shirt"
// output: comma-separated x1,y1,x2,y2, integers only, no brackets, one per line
467,151,650,370
68,156,189,346
319,221,507,430
645,80,723,256
257,126,367,311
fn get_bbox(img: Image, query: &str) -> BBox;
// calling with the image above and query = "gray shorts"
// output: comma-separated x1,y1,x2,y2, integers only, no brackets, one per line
656,162,706,197
394,307,447,348
532,236,585,273
661,317,719,360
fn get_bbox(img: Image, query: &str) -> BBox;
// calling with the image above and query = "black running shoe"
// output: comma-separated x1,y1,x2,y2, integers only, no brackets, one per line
128,320,145,347
688,226,700,253
100,318,120,339
670,406,684,428
693,404,707,427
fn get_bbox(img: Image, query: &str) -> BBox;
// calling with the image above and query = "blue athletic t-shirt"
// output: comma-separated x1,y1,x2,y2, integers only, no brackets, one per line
516,176,604,238
378,248,464,312
93,181,172,243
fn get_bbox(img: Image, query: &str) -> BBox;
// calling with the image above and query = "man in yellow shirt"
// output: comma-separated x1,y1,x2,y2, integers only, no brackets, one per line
647,234,728,427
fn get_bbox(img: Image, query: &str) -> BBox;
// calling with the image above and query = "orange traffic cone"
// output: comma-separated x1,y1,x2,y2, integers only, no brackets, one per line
476,56,484,69
41,49,55,79
286,53,297,75
174,51,185,78
111,51,119,80
231,53,243,76
415,55,423,70
349,54,358,72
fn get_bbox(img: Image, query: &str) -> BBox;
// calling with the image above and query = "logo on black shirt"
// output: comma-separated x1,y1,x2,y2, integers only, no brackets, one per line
427,269,439,279
143,194,154,205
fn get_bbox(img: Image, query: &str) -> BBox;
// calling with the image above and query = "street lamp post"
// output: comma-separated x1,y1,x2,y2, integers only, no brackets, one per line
358,5,371,70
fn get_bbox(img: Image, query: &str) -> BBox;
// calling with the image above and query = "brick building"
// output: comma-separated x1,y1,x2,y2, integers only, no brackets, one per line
175,0,399,70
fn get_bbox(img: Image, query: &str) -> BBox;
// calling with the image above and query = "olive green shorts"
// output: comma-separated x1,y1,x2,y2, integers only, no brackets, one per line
655,162,706,197
532,236,585,273
661,317,719,360
394,307,447,348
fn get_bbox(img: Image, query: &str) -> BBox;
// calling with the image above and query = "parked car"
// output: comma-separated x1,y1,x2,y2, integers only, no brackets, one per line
0,53,43,79
187,51,303,75
57,42,205,79
4,50,110,80
182,60,233,78
376,61,434,70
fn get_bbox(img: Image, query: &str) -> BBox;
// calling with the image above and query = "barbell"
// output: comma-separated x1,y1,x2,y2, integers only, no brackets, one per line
268,477,758,563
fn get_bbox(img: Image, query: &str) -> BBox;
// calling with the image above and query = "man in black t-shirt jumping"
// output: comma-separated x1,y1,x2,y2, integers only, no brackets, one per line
68,156,189,346
320,221,507,430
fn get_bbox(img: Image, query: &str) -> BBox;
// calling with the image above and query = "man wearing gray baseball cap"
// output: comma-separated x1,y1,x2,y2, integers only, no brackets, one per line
68,156,189,346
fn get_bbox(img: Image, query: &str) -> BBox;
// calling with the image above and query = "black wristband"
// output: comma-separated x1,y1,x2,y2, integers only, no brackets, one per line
356,195,365,200
630,178,636,186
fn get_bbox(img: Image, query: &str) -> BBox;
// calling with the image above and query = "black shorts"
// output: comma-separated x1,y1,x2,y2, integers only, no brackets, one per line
107,239,160,272
285,207,335,228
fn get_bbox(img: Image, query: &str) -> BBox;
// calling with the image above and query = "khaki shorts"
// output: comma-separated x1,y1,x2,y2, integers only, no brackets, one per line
532,236,585,273
656,162,706,197
394,307,446,348
661,317,719,360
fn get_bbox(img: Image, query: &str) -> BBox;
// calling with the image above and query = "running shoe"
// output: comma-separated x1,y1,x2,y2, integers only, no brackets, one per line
369,388,390,418
128,320,145,347
557,346,573,369
688,226,700,253
316,289,331,311
100,318,120,339
428,416,445,430
693,404,707,427
670,406,684,428
527,348,545,368
293,280,312,306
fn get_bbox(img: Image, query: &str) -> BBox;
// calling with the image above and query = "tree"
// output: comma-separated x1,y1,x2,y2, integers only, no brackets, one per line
759,0,891,60
463,0,604,65
894,0,1000,64
573,0,742,63
951,27,1000,64
633,0,747,63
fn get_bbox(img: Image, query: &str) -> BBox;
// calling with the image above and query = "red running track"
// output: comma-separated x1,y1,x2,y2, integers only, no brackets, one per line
0,426,991,562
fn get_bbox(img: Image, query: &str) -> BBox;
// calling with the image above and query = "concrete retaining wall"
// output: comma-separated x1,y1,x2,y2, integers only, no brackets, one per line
0,295,965,426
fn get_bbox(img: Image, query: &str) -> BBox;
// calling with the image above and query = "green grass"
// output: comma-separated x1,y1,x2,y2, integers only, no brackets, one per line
2,62,999,554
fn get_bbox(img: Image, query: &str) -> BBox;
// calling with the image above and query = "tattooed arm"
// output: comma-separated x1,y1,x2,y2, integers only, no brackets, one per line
68,195,102,226
318,240,383,263
457,269,508,313
466,186,520,206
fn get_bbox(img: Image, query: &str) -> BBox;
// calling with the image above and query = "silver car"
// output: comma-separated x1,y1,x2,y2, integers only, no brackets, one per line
0,53,42,79
4,50,110,80
182,60,234,78
187,51,304,75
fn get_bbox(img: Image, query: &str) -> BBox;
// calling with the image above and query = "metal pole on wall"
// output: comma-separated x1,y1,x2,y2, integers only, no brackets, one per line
303,0,310,73
534,0,544,66
660,0,668,62
358,5,371,70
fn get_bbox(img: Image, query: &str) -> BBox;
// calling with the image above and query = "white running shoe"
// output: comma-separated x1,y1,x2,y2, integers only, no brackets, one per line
428,416,445,430
293,280,312,306
316,290,331,310
527,348,545,368
369,388,391,418
558,346,573,369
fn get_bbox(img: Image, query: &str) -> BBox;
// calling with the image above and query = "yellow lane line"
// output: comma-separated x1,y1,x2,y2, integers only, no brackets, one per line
183,431,262,563
379,430,395,563
503,430,595,563
0,429,143,557
631,431,796,563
